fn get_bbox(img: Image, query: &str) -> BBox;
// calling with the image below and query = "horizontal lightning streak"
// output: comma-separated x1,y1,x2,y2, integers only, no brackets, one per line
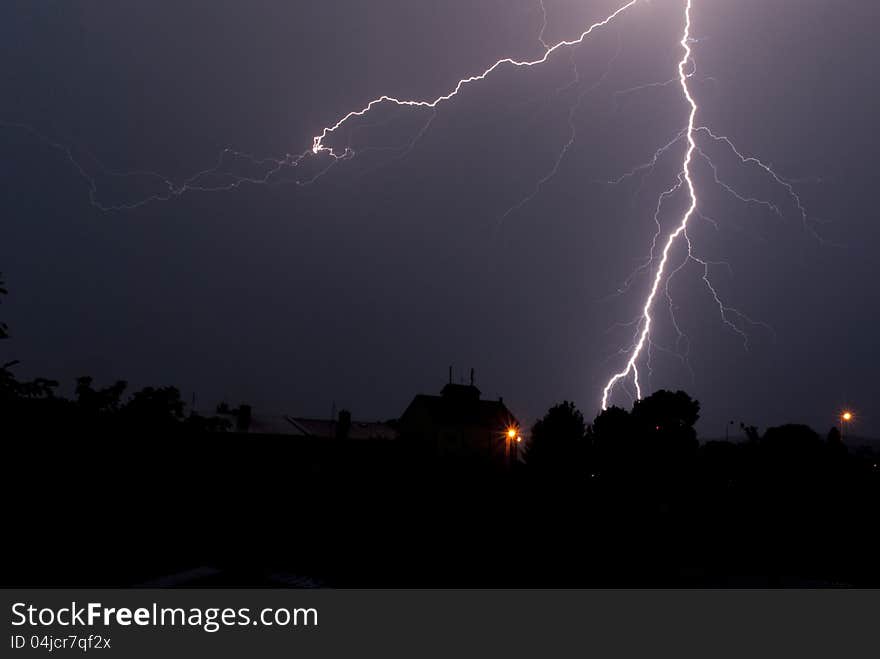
311,0,641,156
4,1,643,211
1,120,312,211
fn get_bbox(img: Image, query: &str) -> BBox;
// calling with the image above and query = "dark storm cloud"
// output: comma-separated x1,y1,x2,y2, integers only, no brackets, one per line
1,0,877,436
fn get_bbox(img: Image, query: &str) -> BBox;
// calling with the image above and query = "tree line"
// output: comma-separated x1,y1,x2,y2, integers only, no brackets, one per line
521,390,876,507
0,273,228,434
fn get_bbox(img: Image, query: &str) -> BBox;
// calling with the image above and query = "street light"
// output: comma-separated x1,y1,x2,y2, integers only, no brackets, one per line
506,427,520,466
840,410,854,442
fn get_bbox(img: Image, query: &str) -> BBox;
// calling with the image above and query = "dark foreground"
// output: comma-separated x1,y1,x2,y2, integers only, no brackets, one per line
5,434,879,588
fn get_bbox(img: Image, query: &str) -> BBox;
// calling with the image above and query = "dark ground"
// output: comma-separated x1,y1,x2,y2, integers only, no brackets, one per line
5,434,878,588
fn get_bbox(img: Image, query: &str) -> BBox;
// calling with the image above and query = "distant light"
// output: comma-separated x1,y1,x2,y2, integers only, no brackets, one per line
507,428,517,439
841,411,853,422
516,435,522,443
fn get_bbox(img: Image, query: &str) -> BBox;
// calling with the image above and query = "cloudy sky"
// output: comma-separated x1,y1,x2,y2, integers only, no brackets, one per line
2,0,878,436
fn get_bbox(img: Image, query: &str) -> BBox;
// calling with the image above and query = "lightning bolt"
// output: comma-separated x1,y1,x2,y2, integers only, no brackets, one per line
310,0,640,157
600,0,698,410
538,0,552,50
2,0,640,211
4,0,820,412
0,120,314,212
600,1,818,409
501,28,623,222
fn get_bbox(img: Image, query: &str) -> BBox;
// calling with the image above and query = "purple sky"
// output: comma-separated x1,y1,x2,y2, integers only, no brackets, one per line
1,0,878,437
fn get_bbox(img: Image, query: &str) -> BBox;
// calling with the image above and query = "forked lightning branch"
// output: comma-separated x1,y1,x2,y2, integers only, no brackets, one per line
2,0,814,410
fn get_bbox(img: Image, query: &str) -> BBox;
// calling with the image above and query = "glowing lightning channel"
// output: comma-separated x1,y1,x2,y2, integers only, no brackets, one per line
600,0,698,410
1,1,641,211
501,29,623,221
4,0,820,411
538,0,551,50
310,0,641,157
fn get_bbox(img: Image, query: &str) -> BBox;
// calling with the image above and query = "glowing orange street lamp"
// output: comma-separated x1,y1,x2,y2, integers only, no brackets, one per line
506,427,520,466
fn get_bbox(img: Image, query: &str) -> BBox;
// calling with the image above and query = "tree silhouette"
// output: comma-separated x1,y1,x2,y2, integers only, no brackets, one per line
586,391,701,488
762,424,822,451
75,376,128,414
630,389,700,444
740,422,760,443
591,405,632,440
524,400,587,474
630,390,701,486
0,272,8,340
121,386,186,432
589,405,632,479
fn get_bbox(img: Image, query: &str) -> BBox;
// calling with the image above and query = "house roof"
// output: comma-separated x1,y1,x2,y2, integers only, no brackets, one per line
286,417,397,440
401,393,517,429
248,414,302,435
213,411,302,435
211,407,396,439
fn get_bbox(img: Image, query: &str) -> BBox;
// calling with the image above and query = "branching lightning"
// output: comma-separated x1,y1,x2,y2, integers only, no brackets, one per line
597,1,820,409
310,0,640,157
600,0,700,409
501,29,623,222
3,0,821,411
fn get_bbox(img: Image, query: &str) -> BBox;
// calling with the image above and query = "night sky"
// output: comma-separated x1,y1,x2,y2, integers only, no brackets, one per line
2,0,878,437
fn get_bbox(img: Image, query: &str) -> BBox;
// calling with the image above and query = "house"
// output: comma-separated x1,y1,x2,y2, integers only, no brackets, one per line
398,374,520,467
213,372,520,469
